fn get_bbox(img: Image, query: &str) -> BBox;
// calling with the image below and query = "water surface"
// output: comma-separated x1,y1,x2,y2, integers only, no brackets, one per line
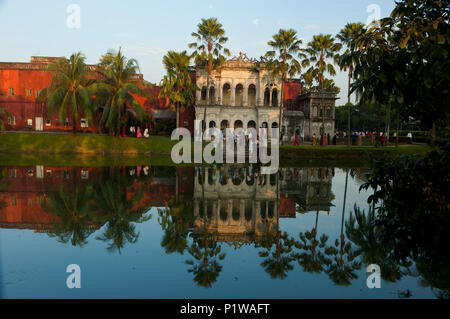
0,164,439,298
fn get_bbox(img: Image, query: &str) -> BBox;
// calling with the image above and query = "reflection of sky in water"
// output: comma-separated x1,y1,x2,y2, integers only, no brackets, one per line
0,167,436,299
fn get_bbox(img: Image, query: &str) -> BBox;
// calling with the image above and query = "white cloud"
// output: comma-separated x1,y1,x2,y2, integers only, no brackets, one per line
252,19,259,25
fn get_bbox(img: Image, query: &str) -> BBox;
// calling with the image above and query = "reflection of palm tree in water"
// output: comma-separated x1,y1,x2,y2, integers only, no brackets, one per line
345,204,409,283
158,197,194,254
43,168,96,247
325,170,361,285
185,233,226,288
0,168,9,210
295,168,331,274
257,231,296,279
94,168,151,253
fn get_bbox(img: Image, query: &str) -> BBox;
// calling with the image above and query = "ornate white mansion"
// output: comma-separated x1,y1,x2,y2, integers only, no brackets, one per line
193,53,337,142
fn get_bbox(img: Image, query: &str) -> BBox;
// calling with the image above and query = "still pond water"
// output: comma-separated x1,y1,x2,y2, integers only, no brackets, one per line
0,164,438,298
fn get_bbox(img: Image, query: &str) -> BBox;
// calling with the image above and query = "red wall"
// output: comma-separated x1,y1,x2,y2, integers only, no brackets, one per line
283,80,302,109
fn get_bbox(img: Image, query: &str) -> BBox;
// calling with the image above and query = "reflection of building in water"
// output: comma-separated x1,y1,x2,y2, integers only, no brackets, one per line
191,166,334,245
279,167,334,213
1,165,334,236
193,165,279,244
0,166,192,232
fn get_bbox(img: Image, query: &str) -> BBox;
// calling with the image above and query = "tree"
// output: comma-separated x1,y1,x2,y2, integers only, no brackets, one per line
42,170,96,247
265,28,304,143
159,51,196,128
337,22,366,146
0,106,11,131
39,52,94,133
324,170,361,286
186,233,226,288
304,34,342,145
189,18,231,130
351,0,450,146
389,0,450,146
257,231,297,279
91,48,151,135
158,196,194,254
94,168,152,253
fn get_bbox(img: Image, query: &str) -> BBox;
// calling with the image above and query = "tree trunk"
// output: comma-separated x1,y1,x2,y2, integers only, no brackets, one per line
431,122,436,147
176,103,180,129
279,79,284,146
395,110,399,147
347,70,351,146
321,81,325,146
385,104,391,145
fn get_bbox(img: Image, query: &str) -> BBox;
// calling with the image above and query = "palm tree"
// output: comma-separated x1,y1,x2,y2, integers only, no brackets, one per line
265,28,304,144
90,48,151,135
39,52,94,133
158,197,194,254
159,51,196,128
189,18,231,130
185,233,226,288
337,22,366,146
94,168,152,253
324,170,362,285
304,34,342,145
257,231,297,279
345,205,408,283
42,170,96,247
0,107,11,131
295,226,331,274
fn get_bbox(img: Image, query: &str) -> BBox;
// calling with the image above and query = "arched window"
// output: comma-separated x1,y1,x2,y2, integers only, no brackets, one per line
232,201,240,221
248,84,256,106
209,121,216,128
220,120,229,130
234,120,243,129
264,88,270,106
271,89,278,107
209,86,215,104
327,107,331,118
260,201,267,219
247,120,256,129
235,84,244,106
223,83,231,105
201,86,207,101
220,206,228,221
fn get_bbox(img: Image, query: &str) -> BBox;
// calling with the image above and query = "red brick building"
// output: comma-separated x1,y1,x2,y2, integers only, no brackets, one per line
0,56,195,134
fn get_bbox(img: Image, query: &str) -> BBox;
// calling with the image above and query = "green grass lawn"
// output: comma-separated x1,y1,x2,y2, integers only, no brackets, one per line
0,132,431,167
0,132,177,155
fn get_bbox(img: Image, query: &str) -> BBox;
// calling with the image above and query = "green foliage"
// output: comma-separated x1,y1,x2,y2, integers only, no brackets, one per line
159,51,196,127
189,18,230,71
361,146,450,293
91,48,151,134
303,34,342,87
350,0,450,141
265,28,304,81
39,52,94,133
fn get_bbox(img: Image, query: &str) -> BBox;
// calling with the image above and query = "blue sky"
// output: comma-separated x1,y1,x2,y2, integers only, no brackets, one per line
0,0,396,103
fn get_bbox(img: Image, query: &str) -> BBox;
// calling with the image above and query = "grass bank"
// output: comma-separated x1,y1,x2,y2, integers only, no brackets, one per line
0,132,430,167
